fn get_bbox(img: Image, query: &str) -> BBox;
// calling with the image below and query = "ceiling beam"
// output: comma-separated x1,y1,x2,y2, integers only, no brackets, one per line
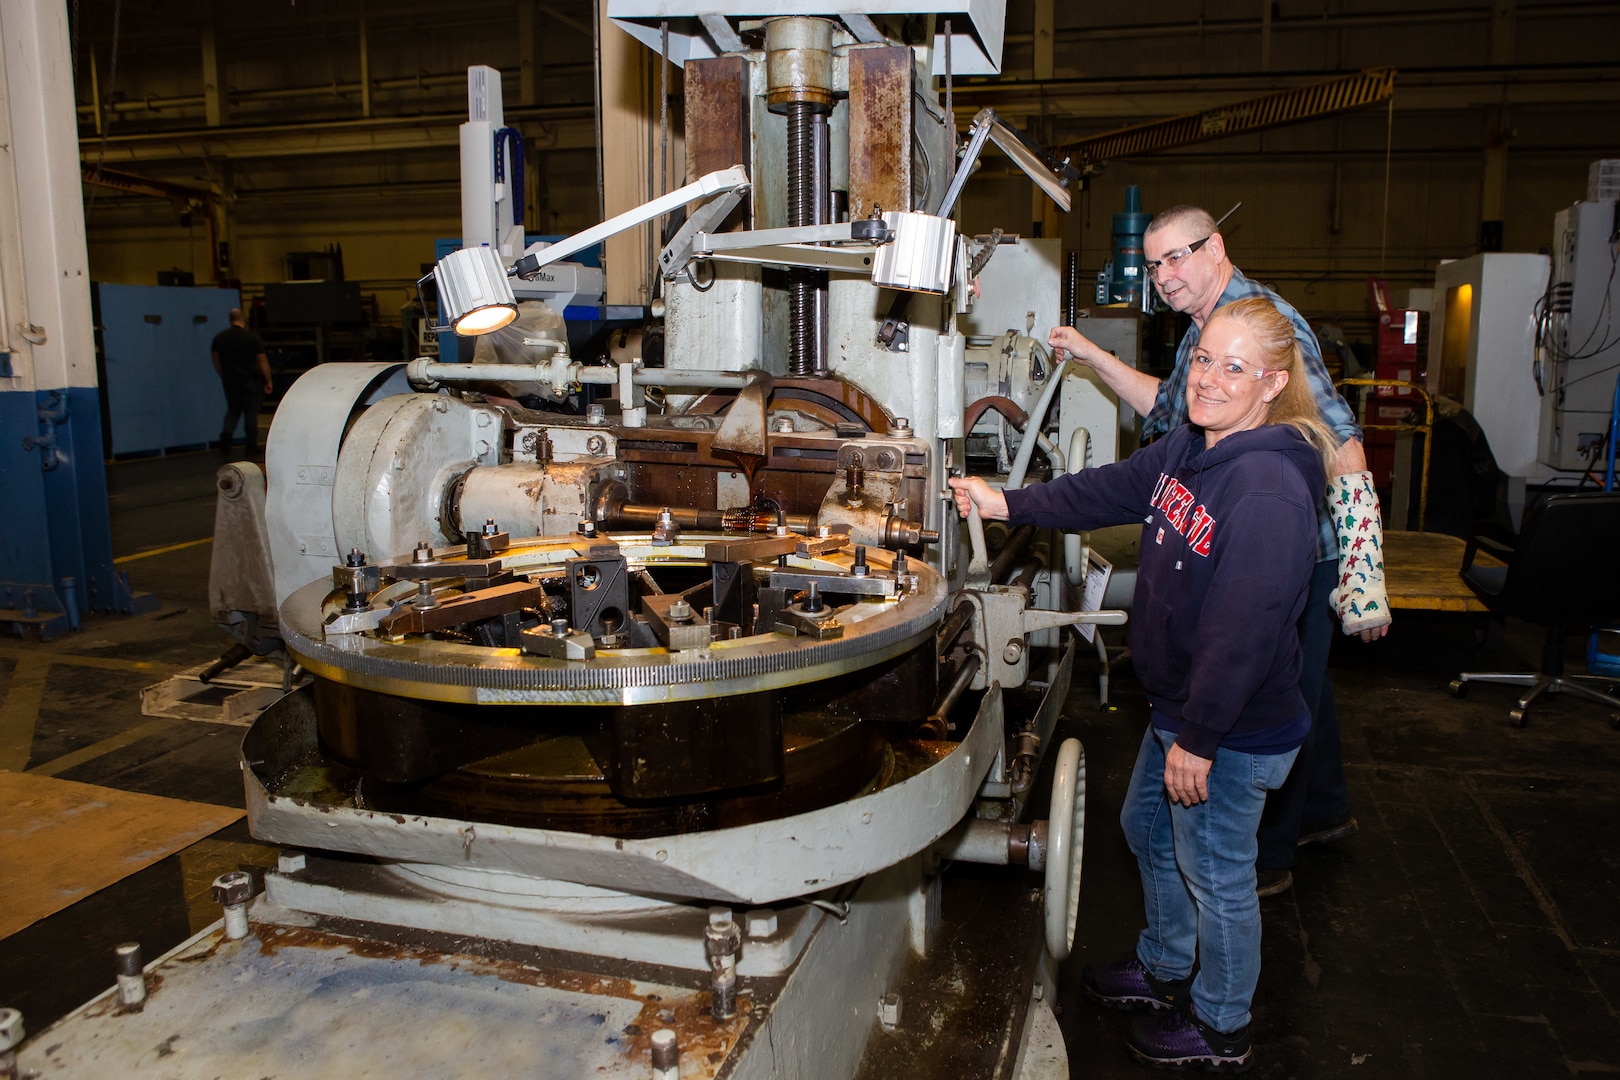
78,107,596,165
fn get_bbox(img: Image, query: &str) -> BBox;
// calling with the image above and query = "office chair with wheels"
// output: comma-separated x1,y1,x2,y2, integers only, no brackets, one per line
1448,491,1620,728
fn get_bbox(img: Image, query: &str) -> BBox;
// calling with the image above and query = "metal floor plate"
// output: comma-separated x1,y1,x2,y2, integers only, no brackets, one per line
19,912,752,1078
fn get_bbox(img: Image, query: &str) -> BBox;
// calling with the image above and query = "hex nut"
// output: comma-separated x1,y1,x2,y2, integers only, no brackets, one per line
745,909,779,939
879,992,903,1028
277,850,307,873
0,1007,23,1051
211,870,254,906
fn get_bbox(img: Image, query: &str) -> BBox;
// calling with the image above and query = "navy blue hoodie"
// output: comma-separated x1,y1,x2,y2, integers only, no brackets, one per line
1004,423,1325,759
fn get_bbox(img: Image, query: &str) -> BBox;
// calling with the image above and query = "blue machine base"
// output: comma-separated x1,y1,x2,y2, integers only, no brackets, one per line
0,386,157,640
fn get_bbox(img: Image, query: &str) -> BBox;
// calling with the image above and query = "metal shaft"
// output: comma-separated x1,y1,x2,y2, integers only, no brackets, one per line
787,104,830,378
605,501,815,535
927,652,982,731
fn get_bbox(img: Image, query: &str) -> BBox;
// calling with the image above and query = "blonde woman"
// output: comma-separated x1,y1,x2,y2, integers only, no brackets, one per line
950,296,1337,1072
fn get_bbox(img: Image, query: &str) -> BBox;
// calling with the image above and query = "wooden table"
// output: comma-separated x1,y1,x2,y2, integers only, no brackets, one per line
1383,530,1504,613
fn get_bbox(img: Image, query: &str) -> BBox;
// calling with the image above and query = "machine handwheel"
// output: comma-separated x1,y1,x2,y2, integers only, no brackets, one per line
1509,708,1528,728
1449,679,1467,698
1044,738,1086,960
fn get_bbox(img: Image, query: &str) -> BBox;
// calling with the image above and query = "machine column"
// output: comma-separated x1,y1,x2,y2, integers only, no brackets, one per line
766,17,834,378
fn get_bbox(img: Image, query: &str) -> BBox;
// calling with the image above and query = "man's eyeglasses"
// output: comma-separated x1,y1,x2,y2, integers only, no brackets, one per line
1145,237,1210,280
1190,352,1271,382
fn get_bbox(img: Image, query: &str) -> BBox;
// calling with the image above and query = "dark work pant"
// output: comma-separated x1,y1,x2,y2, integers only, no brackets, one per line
1256,558,1349,871
220,379,263,452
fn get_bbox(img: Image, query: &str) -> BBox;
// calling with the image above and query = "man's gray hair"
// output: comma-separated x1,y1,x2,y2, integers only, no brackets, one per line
1145,204,1218,241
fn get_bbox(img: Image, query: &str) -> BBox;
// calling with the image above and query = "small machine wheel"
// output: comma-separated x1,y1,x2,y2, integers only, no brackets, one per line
1449,679,1467,698
1044,738,1086,960
1509,708,1528,728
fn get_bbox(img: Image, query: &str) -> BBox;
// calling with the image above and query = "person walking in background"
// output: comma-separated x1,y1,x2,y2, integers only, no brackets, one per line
211,308,272,456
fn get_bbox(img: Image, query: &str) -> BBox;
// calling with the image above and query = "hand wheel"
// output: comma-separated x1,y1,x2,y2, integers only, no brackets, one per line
1044,738,1086,960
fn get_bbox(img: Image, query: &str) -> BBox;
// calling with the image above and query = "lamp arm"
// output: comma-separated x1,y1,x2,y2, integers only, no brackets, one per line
514,165,751,277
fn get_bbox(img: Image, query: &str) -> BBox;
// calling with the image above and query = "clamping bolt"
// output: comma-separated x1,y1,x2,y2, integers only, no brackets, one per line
114,942,146,1010
211,871,255,941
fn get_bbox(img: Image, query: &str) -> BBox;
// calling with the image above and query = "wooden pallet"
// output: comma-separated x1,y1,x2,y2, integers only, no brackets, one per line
140,657,303,727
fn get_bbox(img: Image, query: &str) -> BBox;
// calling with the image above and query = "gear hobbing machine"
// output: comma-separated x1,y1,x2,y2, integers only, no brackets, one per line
15,7,1128,1079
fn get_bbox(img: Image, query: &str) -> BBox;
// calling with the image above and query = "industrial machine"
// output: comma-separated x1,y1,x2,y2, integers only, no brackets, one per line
1425,196,1619,527
1539,198,1620,472
17,6,1127,1078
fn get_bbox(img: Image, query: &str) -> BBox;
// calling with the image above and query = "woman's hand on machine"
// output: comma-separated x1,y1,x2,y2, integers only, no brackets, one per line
947,476,1009,521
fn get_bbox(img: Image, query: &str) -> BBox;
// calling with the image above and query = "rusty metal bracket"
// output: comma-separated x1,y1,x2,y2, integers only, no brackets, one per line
378,581,544,636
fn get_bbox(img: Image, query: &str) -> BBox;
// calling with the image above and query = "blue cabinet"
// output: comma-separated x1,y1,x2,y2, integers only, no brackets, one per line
96,284,240,455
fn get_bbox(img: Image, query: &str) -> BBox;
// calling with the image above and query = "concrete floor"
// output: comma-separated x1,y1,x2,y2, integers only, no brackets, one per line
3,449,1619,1077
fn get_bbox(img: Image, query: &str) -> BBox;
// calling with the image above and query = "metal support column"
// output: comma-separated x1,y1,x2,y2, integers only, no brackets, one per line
0,0,152,638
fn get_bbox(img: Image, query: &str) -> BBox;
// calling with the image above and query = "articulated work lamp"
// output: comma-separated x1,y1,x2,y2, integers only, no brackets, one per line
424,167,754,339
429,245,519,336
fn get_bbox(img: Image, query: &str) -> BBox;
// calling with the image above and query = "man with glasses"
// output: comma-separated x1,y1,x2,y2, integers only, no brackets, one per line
1048,204,1392,899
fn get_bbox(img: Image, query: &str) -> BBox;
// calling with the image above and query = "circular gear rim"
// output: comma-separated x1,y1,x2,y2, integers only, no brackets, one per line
282,533,947,706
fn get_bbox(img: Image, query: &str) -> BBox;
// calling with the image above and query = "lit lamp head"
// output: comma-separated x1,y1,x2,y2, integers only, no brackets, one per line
432,246,518,336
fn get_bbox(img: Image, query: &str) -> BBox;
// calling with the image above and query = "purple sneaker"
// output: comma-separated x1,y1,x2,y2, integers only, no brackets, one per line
1126,1004,1252,1072
1082,957,1193,1013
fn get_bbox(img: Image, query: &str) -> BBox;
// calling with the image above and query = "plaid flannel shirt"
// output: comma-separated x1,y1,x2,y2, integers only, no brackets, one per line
1141,267,1362,562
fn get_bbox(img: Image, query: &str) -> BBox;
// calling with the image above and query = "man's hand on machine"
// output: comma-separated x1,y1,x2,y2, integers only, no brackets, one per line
1048,325,1102,367
1164,743,1212,807
947,476,1009,521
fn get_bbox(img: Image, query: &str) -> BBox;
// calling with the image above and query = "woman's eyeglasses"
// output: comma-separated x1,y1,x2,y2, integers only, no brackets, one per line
1190,353,1271,382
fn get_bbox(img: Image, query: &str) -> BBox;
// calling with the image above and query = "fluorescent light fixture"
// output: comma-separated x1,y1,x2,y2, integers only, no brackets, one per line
433,246,518,336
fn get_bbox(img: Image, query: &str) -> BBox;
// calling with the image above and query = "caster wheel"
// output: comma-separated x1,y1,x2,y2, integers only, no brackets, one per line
1449,679,1467,698
1509,708,1528,729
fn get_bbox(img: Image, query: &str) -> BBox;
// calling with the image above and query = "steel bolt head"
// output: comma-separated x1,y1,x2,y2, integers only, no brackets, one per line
277,850,307,873
552,617,571,637
586,403,606,424
345,548,366,567
879,992,903,1028
114,942,144,977
773,416,795,433
412,541,433,563
1003,639,1025,664
483,518,499,536
650,1027,679,1069
211,870,254,907
0,1007,23,1051
586,434,607,455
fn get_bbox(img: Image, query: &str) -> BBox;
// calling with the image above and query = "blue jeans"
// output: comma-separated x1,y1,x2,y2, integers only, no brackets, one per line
1256,558,1350,871
1122,725,1299,1033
